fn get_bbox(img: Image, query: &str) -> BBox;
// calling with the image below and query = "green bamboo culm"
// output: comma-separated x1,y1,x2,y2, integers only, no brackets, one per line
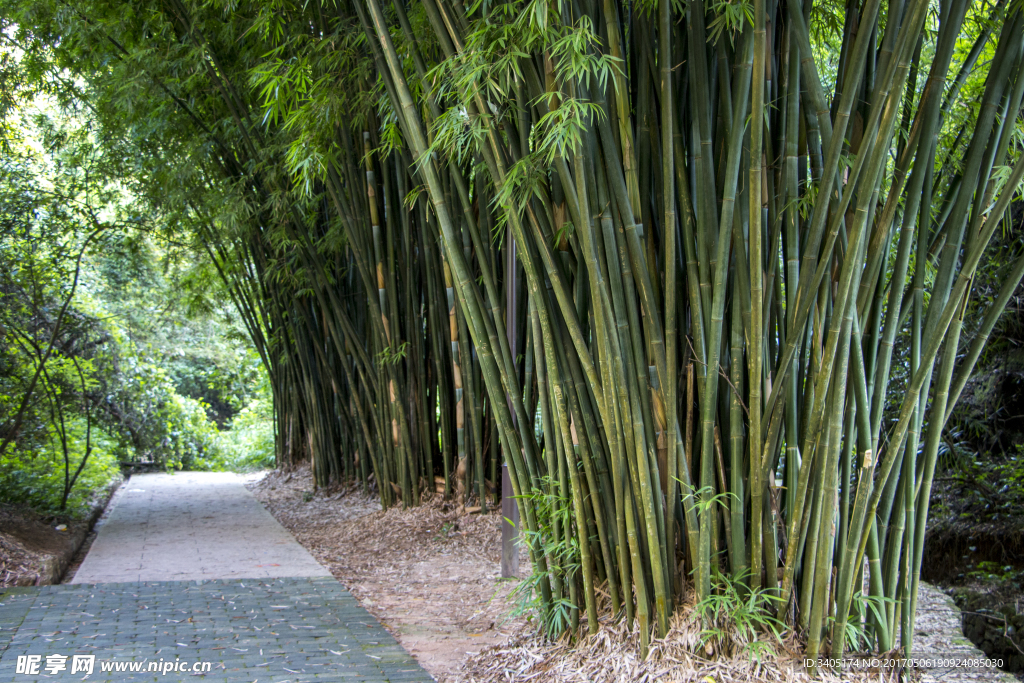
13,0,1024,665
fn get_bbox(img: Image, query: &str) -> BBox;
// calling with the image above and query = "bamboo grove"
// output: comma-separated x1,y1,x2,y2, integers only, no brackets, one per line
6,0,1024,664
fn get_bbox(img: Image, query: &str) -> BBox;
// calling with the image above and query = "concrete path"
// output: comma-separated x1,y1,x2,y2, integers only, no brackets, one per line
0,473,435,682
72,472,328,583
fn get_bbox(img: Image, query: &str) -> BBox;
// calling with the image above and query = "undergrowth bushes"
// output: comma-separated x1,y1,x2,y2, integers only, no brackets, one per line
0,419,121,518
209,396,276,472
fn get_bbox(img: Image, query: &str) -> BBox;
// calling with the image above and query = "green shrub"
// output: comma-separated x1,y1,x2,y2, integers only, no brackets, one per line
114,358,224,470
211,396,276,472
0,419,121,519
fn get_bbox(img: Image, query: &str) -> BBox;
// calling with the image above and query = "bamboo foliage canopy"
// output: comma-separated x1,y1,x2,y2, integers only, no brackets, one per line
6,0,1024,664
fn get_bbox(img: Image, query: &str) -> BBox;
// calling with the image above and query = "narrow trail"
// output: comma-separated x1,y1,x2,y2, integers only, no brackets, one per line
0,472,434,682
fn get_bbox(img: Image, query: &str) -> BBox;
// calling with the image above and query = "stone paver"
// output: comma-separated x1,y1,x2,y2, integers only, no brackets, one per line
72,472,328,583
0,589,33,659
913,583,1016,682
0,578,434,682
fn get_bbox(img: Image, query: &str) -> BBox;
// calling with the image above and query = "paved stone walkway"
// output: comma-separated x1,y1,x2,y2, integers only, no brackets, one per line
73,473,328,583
0,473,434,682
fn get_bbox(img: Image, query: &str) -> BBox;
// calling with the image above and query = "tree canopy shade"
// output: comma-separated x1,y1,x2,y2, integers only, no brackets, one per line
4,0,1023,666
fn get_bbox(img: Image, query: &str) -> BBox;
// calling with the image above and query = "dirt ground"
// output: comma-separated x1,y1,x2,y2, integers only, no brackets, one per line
247,467,526,680
0,504,85,586
250,468,981,683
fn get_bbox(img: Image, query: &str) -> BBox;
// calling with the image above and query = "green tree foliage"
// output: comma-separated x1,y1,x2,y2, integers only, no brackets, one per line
4,0,1024,667
0,57,268,514
0,99,128,514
